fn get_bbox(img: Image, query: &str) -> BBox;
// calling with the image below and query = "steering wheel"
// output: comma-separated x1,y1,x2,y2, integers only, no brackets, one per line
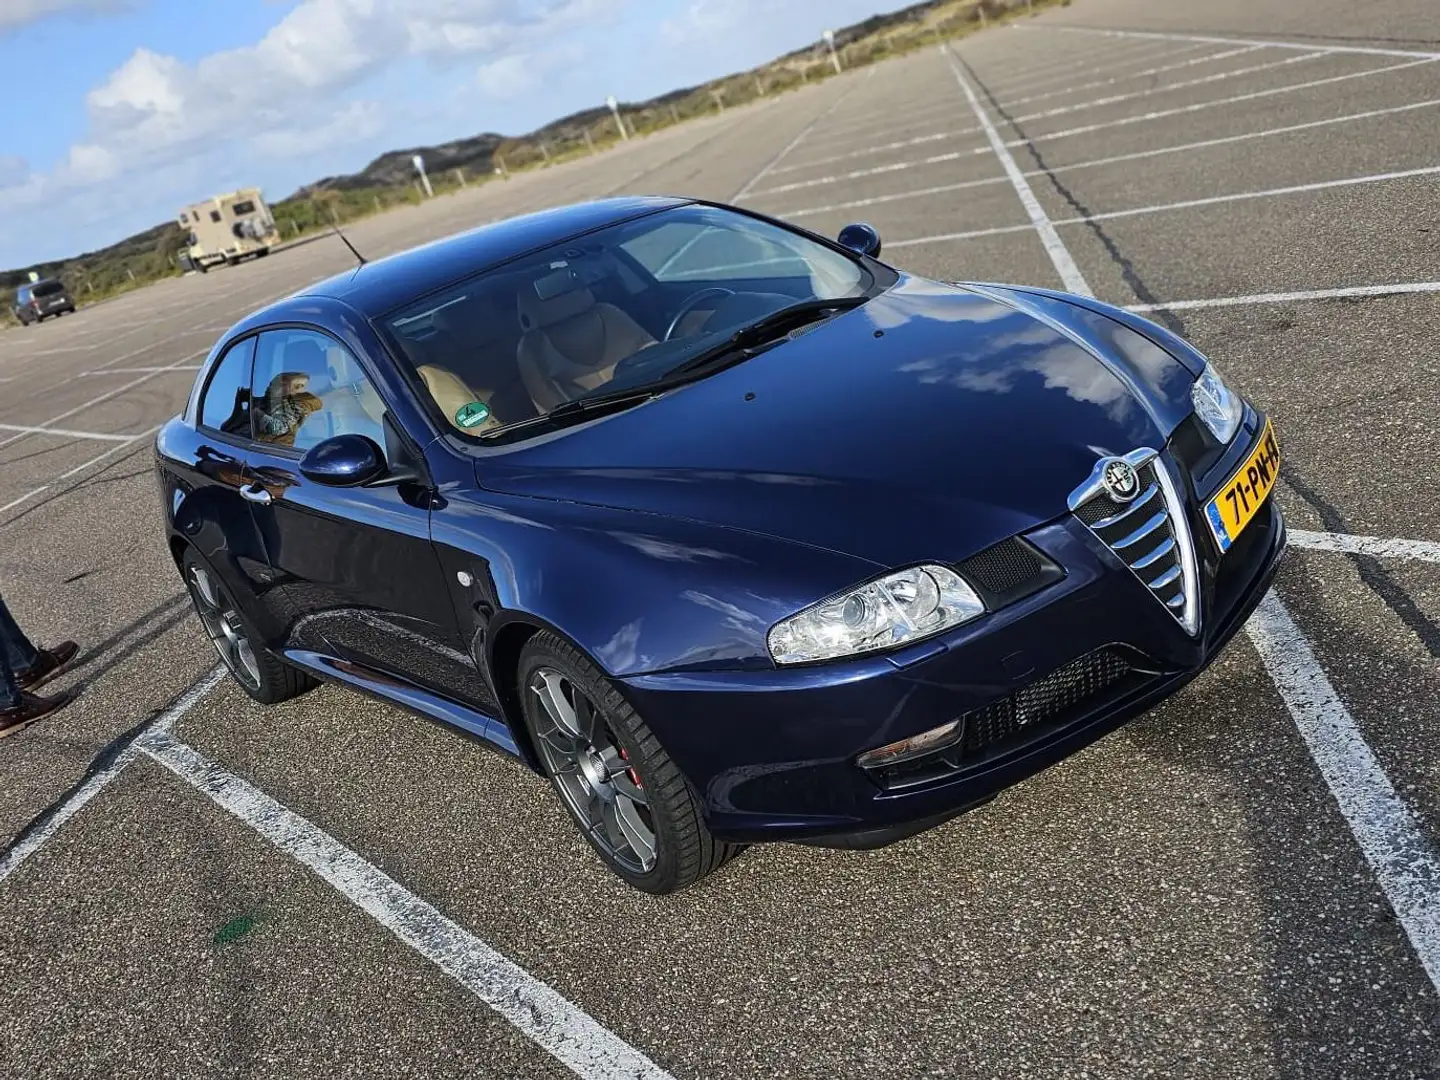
664,287,735,342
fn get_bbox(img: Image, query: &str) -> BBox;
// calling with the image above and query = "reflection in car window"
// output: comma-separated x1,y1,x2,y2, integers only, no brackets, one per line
380,204,873,433
250,329,388,452
199,337,257,437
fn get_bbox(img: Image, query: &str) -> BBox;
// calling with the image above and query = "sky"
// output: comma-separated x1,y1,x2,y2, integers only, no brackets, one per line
0,0,918,270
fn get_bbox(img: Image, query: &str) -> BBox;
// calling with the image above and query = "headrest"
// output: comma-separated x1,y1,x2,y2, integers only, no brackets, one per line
283,338,330,375
518,281,595,331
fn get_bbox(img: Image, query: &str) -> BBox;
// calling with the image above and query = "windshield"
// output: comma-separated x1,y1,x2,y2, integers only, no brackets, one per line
380,204,878,437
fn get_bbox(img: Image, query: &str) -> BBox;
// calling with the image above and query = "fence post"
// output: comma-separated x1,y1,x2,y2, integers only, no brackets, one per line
539,141,551,165
454,167,466,187
753,74,765,97
125,267,135,282
711,89,725,113
373,195,382,214
670,104,680,125
584,129,596,154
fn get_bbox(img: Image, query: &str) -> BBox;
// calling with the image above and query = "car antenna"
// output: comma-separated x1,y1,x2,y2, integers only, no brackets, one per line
320,200,367,267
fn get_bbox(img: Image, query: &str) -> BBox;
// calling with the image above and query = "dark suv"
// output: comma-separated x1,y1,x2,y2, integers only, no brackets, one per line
12,279,76,324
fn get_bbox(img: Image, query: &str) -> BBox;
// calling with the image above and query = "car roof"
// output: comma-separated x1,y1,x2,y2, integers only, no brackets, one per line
292,195,691,317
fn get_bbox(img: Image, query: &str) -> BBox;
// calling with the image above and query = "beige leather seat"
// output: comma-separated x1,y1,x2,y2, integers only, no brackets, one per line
516,285,655,414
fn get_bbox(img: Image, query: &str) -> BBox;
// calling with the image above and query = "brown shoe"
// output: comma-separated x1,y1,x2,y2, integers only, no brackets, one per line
18,641,80,692
0,690,75,738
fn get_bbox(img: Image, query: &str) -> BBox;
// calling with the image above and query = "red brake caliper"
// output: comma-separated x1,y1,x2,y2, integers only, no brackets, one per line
618,747,641,788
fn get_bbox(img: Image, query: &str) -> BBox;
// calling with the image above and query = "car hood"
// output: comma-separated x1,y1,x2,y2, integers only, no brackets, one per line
476,275,1197,568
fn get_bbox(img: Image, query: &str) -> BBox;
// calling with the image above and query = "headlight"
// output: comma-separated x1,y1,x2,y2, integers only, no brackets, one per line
767,565,984,665
1191,363,1243,443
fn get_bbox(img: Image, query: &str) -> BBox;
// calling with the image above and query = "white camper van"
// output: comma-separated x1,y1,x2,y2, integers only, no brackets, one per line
178,188,278,272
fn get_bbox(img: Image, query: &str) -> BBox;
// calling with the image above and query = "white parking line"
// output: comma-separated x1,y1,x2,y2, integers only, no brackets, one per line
771,127,981,177
1287,530,1440,563
0,423,141,443
1126,280,1440,312
981,40,1214,98
0,487,47,515
732,68,873,201
943,45,1092,295
0,667,226,885
789,98,1440,219
747,146,994,198
1009,50,1330,125
1247,594,1440,992
996,44,1267,111
1029,24,1440,61
58,425,161,480
79,366,201,376
1014,56,1438,146
961,36,1440,996
139,729,677,1080
888,165,1440,247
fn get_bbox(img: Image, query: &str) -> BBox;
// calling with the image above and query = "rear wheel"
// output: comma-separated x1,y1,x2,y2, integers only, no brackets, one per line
181,551,316,704
518,632,742,894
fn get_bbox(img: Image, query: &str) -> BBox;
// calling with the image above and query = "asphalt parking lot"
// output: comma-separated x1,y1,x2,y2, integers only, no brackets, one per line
3,0,1440,1075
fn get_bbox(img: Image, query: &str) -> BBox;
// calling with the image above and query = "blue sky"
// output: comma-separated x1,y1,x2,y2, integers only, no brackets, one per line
0,0,916,269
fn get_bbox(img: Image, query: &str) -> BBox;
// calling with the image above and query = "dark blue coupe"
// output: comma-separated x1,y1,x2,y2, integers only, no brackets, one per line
155,196,1286,893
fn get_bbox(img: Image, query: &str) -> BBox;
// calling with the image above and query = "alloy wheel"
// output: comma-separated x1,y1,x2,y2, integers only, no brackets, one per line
529,667,657,874
188,564,262,690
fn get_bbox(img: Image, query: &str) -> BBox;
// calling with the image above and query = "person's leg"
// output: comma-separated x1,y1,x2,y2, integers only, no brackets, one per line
0,594,40,676
0,640,20,712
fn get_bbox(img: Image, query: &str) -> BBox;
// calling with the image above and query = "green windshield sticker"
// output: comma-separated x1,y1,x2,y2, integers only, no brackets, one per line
455,401,491,429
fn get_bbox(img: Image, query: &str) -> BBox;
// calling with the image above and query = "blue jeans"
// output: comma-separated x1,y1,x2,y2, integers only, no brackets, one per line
0,595,39,711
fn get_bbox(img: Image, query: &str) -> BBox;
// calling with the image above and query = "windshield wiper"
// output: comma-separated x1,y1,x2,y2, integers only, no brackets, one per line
666,296,869,378
479,385,660,438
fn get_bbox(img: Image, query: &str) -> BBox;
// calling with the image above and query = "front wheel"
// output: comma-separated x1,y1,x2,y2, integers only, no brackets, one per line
518,632,742,894
181,551,315,704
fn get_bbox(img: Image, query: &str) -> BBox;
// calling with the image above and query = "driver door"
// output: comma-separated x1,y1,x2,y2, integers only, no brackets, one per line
240,326,491,707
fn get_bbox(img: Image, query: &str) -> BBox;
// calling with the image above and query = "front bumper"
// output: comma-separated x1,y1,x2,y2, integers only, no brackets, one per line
620,420,1287,846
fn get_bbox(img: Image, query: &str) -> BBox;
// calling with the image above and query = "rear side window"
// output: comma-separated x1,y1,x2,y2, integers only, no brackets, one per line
199,337,257,437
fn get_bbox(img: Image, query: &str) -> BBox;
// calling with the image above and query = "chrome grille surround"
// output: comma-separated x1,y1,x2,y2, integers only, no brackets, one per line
1068,448,1201,636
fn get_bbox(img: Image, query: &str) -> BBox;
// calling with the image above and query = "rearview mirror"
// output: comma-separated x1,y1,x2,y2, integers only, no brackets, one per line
299,434,386,487
837,222,882,259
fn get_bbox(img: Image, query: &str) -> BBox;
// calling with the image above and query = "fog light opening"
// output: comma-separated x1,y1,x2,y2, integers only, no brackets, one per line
857,719,962,769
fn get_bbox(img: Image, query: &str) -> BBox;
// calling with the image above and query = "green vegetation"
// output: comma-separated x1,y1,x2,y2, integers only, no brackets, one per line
2,0,1063,327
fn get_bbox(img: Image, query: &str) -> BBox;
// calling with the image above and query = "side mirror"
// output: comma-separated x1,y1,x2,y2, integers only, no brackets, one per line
837,222,882,259
299,434,386,487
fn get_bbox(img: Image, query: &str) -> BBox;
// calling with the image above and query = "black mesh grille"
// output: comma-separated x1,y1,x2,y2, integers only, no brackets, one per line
962,649,1132,754
866,648,1139,790
958,538,1044,595
1075,492,1126,527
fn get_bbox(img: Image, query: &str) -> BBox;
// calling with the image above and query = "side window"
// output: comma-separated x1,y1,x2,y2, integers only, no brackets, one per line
250,328,388,453
198,337,257,437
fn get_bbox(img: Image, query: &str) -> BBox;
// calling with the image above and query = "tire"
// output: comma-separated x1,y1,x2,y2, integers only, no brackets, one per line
180,550,317,705
518,631,743,894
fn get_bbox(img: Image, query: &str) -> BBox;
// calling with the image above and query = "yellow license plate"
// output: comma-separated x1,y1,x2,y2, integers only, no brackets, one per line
1205,421,1280,552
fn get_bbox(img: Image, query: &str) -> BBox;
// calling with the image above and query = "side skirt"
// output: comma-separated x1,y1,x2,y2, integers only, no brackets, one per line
282,649,528,764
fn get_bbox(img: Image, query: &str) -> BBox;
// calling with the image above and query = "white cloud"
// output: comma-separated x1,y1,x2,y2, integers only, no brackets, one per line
0,0,132,33
476,43,584,100
250,100,386,159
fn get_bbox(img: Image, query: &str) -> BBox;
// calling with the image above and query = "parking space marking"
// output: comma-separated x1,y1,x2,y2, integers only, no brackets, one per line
57,425,161,481
770,126,981,176
996,44,1267,110
138,729,677,1080
0,667,226,886
1288,530,1440,563
1030,24,1440,61
0,487,47,515
943,45,1092,295
0,423,143,443
1012,57,1439,148
1248,594,1440,991
957,41,1440,994
786,98,1440,217
1126,280,1440,312
731,67,873,201
1009,49,1331,125
0,352,205,450
78,366,202,376
889,165,1440,248
746,144,995,198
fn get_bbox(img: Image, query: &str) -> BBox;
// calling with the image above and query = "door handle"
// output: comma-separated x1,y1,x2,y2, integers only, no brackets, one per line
239,482,273,506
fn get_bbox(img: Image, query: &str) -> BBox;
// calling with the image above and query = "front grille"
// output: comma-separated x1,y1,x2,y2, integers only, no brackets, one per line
1070,454,1199,635
868,647,1140,790
962,648,1131,755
